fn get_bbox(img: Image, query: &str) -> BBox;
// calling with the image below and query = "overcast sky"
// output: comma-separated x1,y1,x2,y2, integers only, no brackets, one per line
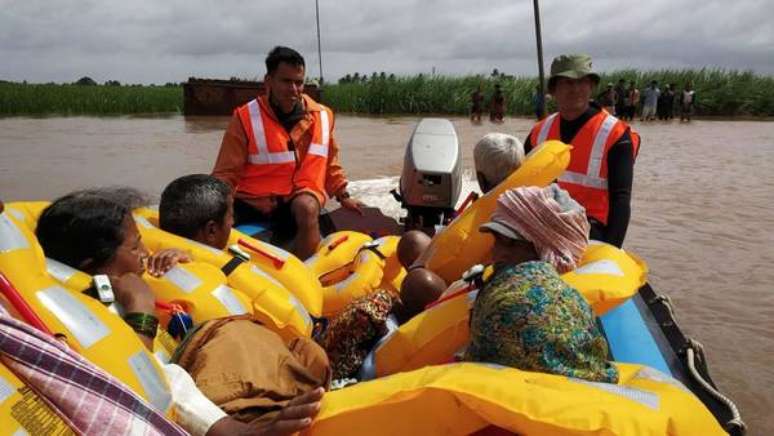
2,0,772,84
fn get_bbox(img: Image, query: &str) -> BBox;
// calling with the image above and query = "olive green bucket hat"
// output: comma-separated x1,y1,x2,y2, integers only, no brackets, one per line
548,54,600,89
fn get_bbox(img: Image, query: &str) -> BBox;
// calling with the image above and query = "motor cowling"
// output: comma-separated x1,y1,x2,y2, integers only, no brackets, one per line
396,118,462,232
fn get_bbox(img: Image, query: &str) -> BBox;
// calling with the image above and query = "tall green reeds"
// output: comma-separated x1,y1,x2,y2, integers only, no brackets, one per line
322,69,774,117
0,82,182,116
2,68,772,117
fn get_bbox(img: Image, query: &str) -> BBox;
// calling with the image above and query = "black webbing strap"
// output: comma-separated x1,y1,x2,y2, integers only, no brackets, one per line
359,242,387,261
221,256,246,276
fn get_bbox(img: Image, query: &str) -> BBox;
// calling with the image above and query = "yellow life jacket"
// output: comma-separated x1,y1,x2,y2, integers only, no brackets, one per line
561,240,648,314
43,255,180,362
132,212,313,340
308,362,724,435
0,363,75,435
423,140,571,284
365,243,648,378
369,235,406,295
228,228,325,318
305,231,385,317
305,231,374,277
143,262,251,322
2,201,48,231
0,207,173,414
10,201,311,340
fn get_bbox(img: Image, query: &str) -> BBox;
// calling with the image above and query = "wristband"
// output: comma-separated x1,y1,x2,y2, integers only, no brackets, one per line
336,191,351,201
124,312,159,338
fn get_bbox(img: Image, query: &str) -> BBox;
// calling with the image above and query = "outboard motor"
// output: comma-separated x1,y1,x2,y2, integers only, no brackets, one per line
393,118,462,232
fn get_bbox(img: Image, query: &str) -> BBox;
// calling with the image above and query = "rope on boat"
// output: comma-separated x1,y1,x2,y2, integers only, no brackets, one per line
648,294,676,327
686,340,747,435
649,292,747,435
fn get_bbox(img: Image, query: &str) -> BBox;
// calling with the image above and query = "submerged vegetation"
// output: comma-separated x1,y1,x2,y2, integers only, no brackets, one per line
1,68,772,117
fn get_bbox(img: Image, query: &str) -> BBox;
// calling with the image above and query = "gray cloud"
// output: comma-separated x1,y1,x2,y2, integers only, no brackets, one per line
1,0,771,84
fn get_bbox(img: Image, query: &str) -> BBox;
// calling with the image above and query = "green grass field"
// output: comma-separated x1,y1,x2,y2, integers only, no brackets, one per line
0,82,182,115
1,68,772,117
322,69,774,117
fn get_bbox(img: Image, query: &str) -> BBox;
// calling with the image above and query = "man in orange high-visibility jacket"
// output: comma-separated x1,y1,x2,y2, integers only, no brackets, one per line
213,46,364,259
523,54,640,247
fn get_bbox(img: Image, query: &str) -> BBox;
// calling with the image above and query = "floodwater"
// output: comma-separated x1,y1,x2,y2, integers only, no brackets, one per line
1,114,773,434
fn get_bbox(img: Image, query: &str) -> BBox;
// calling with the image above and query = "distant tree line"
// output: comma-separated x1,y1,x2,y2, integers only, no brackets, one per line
66,76,181,87
338,68,514,85
338,72,396,84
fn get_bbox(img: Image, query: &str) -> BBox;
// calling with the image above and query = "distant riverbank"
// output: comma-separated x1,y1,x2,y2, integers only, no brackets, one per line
2,68,773,117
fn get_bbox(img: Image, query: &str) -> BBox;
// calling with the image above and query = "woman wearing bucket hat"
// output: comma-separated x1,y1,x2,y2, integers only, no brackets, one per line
464,185,618,383
523,54,641,248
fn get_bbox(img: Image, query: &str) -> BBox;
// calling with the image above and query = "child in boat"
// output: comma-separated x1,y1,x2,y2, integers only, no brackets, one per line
34,190,326,434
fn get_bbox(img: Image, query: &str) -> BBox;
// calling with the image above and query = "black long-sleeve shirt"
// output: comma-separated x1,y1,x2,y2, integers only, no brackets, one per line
524,105,635,247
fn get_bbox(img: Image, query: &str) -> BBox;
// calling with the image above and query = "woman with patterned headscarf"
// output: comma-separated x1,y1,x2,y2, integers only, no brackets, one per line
465,185,618,383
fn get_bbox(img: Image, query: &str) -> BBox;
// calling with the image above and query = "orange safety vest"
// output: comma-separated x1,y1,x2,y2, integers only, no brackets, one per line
235,97,333,199
529,111,640,225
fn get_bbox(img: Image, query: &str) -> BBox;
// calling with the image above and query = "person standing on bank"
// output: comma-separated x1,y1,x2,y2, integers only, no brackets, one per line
212,46,364,260
523,54,640,248
641,80,660,121
471,84,484,123
614,79,627,118
680,81,696,122
490,84,506,123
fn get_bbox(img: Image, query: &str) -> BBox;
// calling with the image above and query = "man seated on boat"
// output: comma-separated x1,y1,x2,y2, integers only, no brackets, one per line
212,46,364,260
159,174,235,251
32,192,328,435
395,133,526,322
158,175,374,380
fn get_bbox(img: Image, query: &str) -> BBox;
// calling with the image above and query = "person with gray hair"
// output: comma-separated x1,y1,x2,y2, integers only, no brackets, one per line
395,133,526,322
473,133,526,193
159,174,234,250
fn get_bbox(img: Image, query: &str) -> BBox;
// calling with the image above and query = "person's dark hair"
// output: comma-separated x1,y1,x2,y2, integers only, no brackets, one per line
36,188,145,272
265,46,305,75
159,174,231,239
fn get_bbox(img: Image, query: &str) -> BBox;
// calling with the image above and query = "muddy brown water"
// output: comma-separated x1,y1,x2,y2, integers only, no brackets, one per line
1,114,773,434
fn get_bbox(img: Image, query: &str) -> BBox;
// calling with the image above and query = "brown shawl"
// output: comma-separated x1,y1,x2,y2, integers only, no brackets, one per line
174,315,330,423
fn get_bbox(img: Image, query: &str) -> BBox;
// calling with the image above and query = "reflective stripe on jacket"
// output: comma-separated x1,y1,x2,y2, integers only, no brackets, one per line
235,96,333,199
529,111,640,225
